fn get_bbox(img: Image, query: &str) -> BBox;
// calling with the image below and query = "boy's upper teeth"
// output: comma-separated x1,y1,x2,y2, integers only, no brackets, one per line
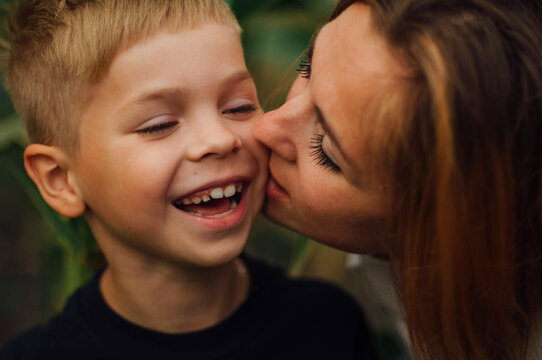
191,197,202,204
178,182,243,205
223,185,236,198
210,187,224,199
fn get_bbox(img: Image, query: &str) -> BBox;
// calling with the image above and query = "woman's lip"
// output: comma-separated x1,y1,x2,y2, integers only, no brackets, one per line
266,175,289,202
174,183,250,231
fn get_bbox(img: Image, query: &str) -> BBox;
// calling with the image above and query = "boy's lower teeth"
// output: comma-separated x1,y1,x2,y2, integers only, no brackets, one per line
178,197,239,217
187,200,238,218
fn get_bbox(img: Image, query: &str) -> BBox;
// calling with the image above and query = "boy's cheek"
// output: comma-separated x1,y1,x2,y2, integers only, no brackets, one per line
249,137,270,171
234,119,269,161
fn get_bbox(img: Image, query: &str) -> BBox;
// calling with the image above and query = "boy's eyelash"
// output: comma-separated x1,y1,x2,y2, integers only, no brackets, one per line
296,51,312,79
223,104,257,114
136,120,179,135
135,104,256,136
309,134,341,173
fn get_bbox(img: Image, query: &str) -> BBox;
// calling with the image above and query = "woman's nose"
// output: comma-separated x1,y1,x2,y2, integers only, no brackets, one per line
254,76,309,162
254,107,297,162
186,118,243,161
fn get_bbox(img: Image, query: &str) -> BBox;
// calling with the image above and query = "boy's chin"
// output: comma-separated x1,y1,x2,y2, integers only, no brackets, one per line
188,239,248,269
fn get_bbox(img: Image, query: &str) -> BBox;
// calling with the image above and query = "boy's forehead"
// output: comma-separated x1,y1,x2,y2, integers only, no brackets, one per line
82,22,251,118
112,22,242,69
93,21,241,79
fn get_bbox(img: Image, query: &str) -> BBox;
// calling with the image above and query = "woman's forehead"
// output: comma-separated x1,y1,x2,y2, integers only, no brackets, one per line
314,3,395,77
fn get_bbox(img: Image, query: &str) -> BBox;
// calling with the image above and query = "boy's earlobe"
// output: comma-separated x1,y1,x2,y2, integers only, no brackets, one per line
24,144,86,218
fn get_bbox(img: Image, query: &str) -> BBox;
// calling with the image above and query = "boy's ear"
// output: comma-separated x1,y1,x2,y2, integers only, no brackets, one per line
24,144,86,218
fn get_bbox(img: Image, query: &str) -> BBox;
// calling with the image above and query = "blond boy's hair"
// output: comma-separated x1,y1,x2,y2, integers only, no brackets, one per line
2,0,241,152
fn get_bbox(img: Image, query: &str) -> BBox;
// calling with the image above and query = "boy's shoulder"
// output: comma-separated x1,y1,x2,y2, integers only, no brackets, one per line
243,255,377,359
0,276,111,360
247,253,363,315
0,320,104,360
1,256,377,360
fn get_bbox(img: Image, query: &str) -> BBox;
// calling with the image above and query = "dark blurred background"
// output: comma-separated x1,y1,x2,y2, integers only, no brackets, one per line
0,1,411,358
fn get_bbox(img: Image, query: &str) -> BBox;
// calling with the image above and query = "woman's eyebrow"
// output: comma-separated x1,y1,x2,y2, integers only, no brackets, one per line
307,26,323,57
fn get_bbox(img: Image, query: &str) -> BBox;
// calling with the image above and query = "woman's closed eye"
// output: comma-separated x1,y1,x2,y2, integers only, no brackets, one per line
310,134,341,173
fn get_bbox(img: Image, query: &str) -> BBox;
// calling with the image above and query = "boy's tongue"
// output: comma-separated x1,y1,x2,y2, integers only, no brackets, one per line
182,198,231,216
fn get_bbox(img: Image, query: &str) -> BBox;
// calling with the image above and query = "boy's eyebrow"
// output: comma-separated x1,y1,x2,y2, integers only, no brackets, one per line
219,70,254,87
124,88,186,108
122,71,254,109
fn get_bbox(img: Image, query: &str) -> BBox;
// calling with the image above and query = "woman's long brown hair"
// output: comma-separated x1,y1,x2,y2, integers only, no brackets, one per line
329,0,542,359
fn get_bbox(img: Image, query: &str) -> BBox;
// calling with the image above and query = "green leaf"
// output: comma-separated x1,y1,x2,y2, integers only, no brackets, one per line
0,115,26,151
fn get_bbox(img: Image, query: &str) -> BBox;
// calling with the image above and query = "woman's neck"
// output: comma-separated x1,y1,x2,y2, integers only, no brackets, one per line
99,257,250,334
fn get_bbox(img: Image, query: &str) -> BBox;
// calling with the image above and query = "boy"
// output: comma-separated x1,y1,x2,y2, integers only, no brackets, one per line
0,1,376,359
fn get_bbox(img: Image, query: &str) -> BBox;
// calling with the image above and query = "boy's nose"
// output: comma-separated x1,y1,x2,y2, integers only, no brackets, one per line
186,120,243,161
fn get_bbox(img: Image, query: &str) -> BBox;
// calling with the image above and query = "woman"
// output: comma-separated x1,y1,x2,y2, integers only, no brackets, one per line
254,0,542,359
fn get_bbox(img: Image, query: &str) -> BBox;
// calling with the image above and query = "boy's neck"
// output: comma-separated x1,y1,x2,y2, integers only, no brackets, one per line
99,257,250,334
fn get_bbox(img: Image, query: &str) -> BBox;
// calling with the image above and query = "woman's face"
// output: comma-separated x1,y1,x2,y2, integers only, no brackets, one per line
254,3,402,255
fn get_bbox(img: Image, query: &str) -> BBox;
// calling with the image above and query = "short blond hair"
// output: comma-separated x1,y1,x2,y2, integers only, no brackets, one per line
2,0,241,152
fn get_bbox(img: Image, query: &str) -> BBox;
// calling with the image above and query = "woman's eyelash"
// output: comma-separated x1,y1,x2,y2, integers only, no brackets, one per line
136,120,179,135
223,104,257,114
309,134,341,173
296,51,312,79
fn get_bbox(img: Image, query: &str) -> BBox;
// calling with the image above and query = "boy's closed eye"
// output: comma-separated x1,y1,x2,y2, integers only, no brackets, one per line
135,103,257,136
136,120,180,135
135,115,180,136
222,103,257,115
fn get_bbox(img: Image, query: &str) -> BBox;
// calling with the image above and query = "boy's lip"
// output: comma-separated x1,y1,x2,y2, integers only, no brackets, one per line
173,181,251,231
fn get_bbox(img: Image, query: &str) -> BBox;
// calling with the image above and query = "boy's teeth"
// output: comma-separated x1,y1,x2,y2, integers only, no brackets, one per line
210,188,224,199
224,185,236,198
191,197,202,204
177,182,244,205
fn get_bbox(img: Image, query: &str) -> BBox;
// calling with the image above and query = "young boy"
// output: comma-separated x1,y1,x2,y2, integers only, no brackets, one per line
0,1,376,359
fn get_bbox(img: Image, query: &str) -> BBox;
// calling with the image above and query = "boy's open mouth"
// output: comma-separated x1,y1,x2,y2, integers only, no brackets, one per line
173,181,244,218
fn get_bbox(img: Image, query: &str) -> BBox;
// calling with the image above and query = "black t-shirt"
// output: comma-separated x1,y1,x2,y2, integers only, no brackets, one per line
0,255,377,359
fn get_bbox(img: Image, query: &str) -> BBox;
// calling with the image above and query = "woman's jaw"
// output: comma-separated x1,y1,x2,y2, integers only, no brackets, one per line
261,156,390,256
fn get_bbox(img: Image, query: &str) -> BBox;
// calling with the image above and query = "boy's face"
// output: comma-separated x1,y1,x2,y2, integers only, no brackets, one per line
70,22,268,268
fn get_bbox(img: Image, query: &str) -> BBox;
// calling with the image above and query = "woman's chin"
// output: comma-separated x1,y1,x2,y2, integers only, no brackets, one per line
262,200,388,255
